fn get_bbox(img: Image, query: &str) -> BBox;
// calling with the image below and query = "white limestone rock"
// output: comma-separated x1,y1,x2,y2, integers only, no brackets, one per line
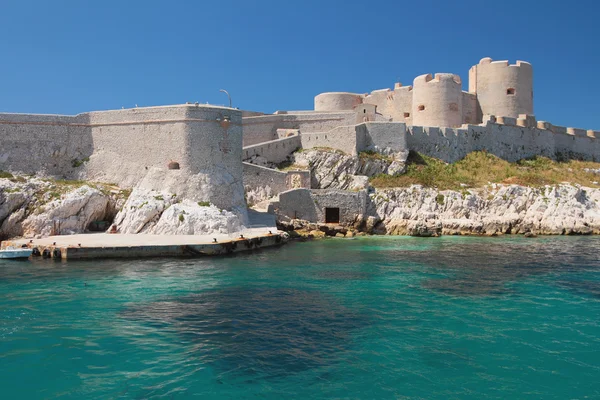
112,188,176,234
245,186,274,207
113,188,245,235
292,149,401,190
136,168,248,224
21,185,110,237
152,201,243,235
349,175,370,191
367,184,600,235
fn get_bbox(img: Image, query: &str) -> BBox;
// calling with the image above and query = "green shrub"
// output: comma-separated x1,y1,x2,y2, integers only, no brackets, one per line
369,151,600,190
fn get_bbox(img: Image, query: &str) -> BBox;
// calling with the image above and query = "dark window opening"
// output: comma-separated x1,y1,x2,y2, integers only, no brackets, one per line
363,109,366,113
168,161,180,170
507,88,515,95
404,112,410,118
418,105,425,111
325,207,340,223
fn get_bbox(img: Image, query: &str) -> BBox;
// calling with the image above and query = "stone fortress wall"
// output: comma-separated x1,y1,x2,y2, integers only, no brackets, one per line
238,56,600,225
0,113,91,177
2,55,599,227
0,105,245,212
311,57,535,128
240,56,599,165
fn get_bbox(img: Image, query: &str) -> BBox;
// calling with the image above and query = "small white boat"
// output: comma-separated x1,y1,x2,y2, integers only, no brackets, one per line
0,247,33,260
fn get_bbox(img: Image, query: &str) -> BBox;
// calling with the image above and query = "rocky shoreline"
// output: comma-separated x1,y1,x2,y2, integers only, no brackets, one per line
2,168,600,241
277,183,600,238
0,176,247,241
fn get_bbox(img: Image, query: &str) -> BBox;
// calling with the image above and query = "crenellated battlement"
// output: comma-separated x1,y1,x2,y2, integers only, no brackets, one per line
413,73,433,84
434,73,462,85
369,88,392,96
481,114,600,143
306,55,597,162
478,57,532,69
413,73,462,85
394,85,413,92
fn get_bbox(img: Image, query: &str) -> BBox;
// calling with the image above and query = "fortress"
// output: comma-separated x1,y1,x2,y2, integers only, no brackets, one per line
315,56,534,128
1,57,599,227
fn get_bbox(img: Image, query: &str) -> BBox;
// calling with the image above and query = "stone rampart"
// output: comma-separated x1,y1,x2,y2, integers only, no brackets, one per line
406,116,600,163
300,125,358,154
242,111,356,146
0,105,246,213
242,135,302,163
0,113,91,177
356,122,408,155
243,163,310,197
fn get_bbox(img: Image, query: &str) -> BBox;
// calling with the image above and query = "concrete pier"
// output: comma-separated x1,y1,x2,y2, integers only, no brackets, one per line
1,228,288,260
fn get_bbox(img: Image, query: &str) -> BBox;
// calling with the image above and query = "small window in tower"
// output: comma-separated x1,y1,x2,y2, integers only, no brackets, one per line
418,105,425,111
404,112,410,118
363,109,366,113
507,88,515,95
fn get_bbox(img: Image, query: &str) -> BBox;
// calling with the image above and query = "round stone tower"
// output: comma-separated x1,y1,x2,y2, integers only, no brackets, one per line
411,73,463,127
468,57,533,119
314,92,363,112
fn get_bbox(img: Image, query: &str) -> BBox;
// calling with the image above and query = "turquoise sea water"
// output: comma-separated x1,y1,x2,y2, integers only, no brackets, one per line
1,236,600,399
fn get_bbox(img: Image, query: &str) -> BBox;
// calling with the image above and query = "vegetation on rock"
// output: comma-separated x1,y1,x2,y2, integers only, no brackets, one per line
370,151,600,190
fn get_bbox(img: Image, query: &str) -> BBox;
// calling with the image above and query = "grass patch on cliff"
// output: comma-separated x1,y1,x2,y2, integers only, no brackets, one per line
370,151,600,190
359,150,392,162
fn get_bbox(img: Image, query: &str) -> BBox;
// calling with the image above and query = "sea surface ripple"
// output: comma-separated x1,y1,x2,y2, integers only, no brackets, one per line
0,236,599,399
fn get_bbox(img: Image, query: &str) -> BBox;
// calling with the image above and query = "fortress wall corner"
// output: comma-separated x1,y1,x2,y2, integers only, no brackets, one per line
87,105,246,212
462,92,478,125
183,106,245,211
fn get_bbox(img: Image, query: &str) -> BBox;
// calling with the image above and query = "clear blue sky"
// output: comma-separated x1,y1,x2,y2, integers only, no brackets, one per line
1,0,598,129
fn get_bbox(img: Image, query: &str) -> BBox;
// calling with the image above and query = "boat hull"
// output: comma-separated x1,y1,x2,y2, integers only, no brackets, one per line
0,249,33,260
